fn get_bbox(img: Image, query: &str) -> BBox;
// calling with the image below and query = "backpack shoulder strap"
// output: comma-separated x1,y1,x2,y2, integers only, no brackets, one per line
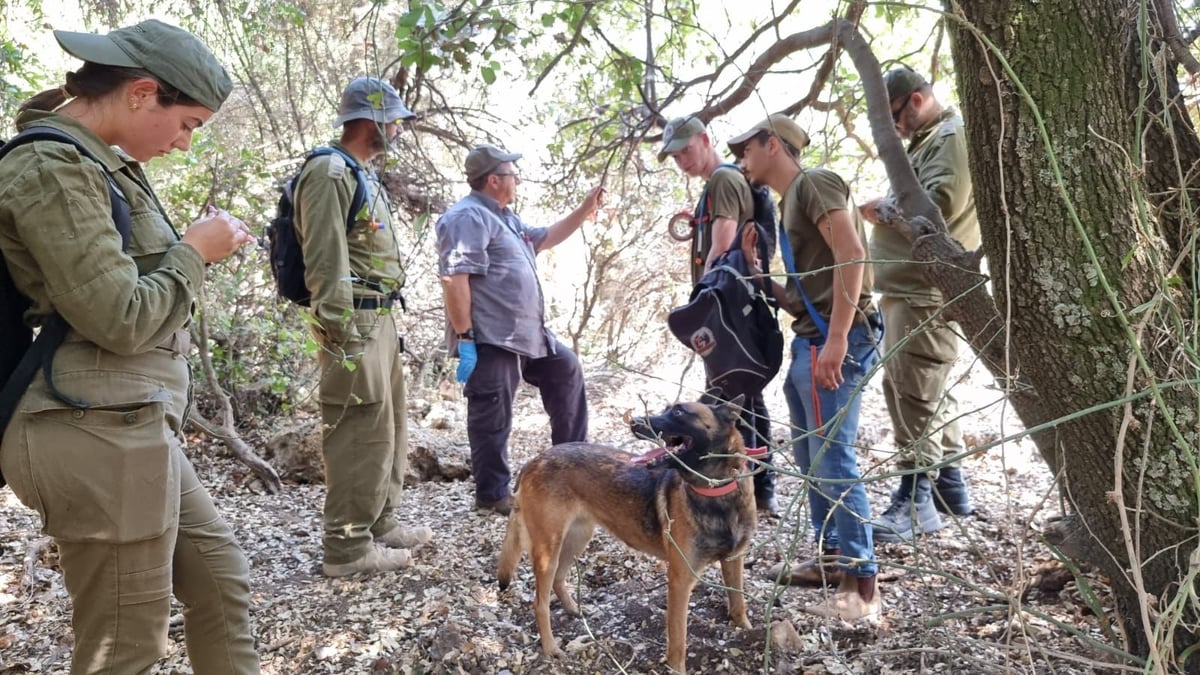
306,146,369,233
0,127,132,249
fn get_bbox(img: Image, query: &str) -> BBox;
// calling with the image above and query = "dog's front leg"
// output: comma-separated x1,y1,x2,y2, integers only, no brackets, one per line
665,558,698,674
719,557,751,629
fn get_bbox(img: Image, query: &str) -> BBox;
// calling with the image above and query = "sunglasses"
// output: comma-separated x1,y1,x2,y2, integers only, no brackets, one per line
891,93,913,123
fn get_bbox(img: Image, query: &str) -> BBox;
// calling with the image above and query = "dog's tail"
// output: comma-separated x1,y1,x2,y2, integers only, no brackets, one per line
496,498,527,591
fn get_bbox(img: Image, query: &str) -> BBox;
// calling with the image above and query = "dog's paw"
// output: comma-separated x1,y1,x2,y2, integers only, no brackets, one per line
731,614,752,630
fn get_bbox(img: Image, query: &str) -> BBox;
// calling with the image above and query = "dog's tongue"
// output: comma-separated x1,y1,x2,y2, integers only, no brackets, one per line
632,446,669,465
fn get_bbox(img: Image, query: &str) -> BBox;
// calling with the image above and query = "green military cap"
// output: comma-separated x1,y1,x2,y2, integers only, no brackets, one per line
465,143,522,182
727,114,810,159
657,116,706,162
54,19,233,112
883,66,928,102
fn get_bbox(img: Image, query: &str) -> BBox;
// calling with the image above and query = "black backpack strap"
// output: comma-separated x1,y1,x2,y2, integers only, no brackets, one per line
307,146,370,232
0,127,131,247
0,127,133,417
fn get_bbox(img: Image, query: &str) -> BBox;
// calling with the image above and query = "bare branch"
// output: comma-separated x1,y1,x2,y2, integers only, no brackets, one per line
188,309,283,494
529,2,598,96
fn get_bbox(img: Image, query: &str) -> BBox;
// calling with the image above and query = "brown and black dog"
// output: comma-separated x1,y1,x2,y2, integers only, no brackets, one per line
496,395,758,674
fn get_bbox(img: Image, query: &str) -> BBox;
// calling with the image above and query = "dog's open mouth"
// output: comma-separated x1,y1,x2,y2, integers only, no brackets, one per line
632,434,693,466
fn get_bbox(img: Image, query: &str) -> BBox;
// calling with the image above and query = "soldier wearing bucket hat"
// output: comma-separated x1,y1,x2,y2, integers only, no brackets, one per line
289,76,431,577
659,113,783,516
0,19,259,673
859,65,982,543
728,114,883,622
436,143,604,516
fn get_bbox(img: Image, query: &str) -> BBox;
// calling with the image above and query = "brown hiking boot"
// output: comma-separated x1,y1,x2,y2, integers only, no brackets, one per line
767,557,844,587
322,544,412,578
376,525,433,550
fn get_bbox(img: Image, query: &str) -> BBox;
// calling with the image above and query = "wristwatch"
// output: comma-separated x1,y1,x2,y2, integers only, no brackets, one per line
457,328,476,340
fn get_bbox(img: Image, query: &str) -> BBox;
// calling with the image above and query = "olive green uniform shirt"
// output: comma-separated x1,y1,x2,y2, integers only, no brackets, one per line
0,111,205,353
870,108,979,302
691,165,753,284
781,168,875,338
292,141,404,345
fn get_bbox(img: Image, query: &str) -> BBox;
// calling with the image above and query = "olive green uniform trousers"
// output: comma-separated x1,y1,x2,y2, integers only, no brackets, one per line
318,314,408,565
879,296,966,474
0,339,258,674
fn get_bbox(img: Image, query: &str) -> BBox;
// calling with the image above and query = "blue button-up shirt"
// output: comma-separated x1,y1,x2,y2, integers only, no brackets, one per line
436,191,554,358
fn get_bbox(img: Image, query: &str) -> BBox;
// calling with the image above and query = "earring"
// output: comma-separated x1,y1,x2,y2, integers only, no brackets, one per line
129,98,140,110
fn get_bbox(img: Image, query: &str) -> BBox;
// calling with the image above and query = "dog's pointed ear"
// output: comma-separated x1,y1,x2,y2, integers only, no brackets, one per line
711,393,745,426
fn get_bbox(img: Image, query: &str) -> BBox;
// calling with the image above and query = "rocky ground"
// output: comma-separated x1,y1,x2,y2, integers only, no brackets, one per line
0,355,1130,674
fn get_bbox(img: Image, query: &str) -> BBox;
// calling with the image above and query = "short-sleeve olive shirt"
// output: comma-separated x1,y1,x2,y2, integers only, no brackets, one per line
780,168,875,338
690,165,753,284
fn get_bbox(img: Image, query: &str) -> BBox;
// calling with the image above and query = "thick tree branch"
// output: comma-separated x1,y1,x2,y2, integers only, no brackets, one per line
1152,0,1200,76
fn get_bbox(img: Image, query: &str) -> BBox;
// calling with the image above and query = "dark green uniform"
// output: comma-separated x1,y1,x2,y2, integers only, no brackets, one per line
0,111,257,673
869,109,979,472
292,141,409,566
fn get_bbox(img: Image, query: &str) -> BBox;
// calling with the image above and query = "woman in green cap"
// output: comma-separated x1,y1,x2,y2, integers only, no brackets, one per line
0,20,259,674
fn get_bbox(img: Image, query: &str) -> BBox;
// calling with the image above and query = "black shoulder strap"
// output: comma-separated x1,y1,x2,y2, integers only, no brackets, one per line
306,146,369,233
0,126,134,416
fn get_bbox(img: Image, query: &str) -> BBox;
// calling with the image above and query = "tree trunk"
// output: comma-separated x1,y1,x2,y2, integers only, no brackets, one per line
948,0,1199,665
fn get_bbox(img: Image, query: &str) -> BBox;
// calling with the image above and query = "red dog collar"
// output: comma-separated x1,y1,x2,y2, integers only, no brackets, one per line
687,446,768,497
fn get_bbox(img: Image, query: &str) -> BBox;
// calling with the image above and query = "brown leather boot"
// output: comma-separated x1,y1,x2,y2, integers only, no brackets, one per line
766,548,843,586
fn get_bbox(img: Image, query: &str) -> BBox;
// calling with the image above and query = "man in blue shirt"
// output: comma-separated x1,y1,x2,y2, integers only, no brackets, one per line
436,144,604,515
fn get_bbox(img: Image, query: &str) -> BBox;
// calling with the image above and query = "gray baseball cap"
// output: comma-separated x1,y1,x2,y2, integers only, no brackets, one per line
657,116,706,161
332,76,416,127
465,143,522,181
54,19,232,112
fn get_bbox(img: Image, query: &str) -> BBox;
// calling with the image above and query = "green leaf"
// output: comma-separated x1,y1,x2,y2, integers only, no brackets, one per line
540,12,556,27
481,65,496,84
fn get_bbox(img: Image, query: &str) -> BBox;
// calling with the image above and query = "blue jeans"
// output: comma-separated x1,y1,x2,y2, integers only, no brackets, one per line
782,321,880,577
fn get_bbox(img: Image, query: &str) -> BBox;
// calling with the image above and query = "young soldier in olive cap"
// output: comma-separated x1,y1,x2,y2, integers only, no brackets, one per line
858,66,981,542
436,144,603,516
659,114,780,515
730,114,883,621
292,76,432,576
0,19,259,672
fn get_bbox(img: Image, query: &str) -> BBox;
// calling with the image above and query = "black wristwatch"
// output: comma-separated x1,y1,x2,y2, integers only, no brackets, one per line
457,328,476,340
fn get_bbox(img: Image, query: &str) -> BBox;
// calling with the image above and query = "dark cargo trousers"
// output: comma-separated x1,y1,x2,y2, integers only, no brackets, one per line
465,341,588,502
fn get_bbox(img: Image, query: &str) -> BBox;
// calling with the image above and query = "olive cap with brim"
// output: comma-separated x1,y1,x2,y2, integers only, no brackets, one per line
54,19,232,112
332,76,417,127
465,143,522,182
883,67,928,102
727,114,810,159
657,116,706,162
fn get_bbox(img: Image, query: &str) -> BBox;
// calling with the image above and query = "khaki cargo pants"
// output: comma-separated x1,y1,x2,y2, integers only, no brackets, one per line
879,295,967,474
318,312,408,565
0,342,258,674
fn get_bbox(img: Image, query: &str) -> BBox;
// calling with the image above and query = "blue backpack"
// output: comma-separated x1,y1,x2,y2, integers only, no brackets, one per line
265,146,368,306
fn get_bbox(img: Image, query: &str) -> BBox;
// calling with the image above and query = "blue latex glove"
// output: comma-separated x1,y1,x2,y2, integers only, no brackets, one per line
456,340,477,383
